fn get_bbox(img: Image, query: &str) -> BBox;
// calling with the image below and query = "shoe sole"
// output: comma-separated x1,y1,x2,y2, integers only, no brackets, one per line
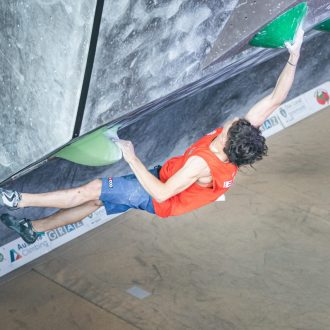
0,189,20,210
1,217,37,244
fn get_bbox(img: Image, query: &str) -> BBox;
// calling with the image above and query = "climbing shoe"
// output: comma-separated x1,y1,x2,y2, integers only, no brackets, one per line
0,188,21,210
1,214,38,244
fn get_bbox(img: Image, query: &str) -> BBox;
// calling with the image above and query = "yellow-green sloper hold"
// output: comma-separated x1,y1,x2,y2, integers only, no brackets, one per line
249,2,308,48
55,126,122,166
315,19,330,32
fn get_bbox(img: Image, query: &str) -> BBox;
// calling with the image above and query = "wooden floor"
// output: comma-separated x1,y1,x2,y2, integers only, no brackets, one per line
1,108,330,330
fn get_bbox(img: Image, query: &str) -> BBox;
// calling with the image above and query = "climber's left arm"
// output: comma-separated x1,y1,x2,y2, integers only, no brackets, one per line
245,26,304,128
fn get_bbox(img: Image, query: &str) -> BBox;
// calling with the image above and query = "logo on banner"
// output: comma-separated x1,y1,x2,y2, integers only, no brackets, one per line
279,108,288,118
262,116,280,130
9,236,49,263
10,249,22,263
47,222,84,241
0,253,4,262
315,89,329,105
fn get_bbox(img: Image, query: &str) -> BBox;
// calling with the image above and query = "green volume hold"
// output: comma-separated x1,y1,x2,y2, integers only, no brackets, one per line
315,19,330,32
249,2,308,48
55,126,122,166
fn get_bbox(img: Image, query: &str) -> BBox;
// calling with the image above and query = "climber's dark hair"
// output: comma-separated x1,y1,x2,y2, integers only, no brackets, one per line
223,118,268,167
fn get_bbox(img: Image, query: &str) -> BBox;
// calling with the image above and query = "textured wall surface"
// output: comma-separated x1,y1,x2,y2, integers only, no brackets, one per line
1,31,329,245
0,1,96,181
81,0,329,134
82,0,239,132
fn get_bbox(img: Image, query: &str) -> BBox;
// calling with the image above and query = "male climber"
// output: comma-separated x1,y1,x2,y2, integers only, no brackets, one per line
0,28,304,244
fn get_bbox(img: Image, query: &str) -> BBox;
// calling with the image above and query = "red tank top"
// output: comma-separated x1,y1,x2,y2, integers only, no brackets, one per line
152,128,238,218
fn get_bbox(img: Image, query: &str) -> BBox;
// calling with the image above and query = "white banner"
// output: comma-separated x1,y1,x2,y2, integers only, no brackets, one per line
0,209,121,277
302,81,330,113
277,81,330,128
260,109,285,138
0,235,51,277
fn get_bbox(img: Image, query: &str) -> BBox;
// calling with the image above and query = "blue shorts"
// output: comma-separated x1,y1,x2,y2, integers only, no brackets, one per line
99,166,161,215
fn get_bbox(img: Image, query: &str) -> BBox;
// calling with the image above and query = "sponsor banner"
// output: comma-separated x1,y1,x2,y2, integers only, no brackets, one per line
0,246,12,277
0,235,51,277
302,81,330,113
0,210,119,277
83,207,120,230
276,95,311,128
277,81,330,128
260,109,285,138
46,209,120,249
46,220,91,250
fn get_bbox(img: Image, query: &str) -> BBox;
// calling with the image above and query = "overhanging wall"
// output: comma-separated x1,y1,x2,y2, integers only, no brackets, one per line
0,1,96,181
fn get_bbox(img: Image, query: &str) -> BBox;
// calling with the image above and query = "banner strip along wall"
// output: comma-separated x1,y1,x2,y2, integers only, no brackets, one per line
0,207,119,277
260,81,329,137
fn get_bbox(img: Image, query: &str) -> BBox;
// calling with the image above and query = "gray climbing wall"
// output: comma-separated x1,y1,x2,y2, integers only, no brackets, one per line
81,0,239,132
0,0,96,182
82,0,330,132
